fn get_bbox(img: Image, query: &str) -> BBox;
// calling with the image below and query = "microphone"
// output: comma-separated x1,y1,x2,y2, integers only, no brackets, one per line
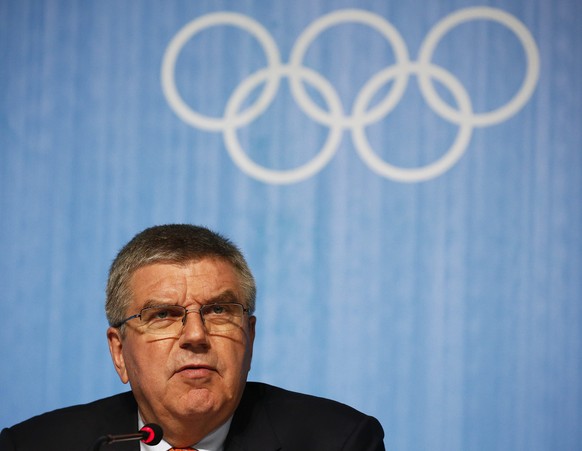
92,423,163,450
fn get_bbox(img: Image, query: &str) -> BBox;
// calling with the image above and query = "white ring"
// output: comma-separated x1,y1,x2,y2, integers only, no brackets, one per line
288,9,411,128
417,6,540,127
161,12,282,131
224,65,344,184
352,62,473,182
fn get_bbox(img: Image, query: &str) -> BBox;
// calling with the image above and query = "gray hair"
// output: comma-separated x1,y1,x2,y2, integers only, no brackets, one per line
106,224,256,327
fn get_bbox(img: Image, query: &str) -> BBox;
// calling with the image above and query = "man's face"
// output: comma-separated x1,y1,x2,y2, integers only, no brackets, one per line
107,258,255,435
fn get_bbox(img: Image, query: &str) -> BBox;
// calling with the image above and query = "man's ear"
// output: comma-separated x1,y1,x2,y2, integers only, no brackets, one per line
107,327,129,384
248,315,256,345
247,316,256,370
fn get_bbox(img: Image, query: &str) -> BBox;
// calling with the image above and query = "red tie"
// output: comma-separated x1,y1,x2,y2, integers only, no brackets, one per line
168,448,196,451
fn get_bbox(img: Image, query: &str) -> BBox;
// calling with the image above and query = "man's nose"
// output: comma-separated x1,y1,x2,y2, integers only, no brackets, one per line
178,310,208,347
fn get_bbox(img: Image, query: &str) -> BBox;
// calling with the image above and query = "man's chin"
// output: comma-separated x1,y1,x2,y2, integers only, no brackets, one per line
174,386,221,415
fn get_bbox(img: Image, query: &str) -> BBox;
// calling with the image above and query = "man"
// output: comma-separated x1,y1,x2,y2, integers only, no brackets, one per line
0,224,385,450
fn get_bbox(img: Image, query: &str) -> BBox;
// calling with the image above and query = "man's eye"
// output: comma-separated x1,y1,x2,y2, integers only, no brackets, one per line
206,304,230,315
144,307,182,322
211,305,226,314
154,309,171,319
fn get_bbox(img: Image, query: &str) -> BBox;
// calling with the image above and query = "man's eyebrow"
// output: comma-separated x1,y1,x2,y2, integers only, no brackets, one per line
206,290,240,304
141,299,177,309
137,290,241,309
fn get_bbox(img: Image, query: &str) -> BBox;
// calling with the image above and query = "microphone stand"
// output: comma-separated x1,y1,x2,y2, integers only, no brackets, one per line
91,423,163,450
92,432,147,451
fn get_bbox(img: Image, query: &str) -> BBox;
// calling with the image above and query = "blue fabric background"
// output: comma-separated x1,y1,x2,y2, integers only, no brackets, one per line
1,1,581,449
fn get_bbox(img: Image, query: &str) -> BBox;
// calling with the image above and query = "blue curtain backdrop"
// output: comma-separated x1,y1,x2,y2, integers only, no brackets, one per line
1,1,581,450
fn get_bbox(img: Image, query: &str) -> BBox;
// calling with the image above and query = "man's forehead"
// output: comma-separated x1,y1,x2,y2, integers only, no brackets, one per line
128,258,242,300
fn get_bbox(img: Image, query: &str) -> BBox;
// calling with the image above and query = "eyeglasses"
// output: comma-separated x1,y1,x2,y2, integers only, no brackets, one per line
113,303,250,336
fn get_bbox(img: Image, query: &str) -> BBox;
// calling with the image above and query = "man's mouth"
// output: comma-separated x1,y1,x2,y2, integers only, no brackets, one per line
176,364,216,378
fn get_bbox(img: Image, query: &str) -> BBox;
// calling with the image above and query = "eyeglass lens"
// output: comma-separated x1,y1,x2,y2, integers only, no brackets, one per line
138,304,244,335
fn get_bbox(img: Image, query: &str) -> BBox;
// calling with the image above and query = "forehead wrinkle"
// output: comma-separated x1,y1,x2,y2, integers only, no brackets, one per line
130,260,243,311
130,266,187,299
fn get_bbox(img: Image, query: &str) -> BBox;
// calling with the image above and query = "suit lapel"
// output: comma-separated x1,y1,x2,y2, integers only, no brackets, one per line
224,383,282,451
97,392,140,451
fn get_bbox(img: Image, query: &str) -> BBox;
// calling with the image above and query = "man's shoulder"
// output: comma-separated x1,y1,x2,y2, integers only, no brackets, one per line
7,391,136,429
244,381,369,418
0,392,137,450
233,382,385,450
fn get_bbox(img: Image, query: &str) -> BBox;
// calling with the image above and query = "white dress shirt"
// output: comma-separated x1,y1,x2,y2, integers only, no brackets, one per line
139,414,232,451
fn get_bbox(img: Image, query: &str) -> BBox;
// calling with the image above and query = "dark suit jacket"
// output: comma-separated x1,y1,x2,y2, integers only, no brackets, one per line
0,382,385,451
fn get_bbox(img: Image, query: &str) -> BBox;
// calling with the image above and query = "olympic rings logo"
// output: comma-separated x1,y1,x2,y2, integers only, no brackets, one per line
161,7,540,184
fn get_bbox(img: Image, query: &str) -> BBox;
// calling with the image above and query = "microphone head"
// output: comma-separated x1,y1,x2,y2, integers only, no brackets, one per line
140,423,164,445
